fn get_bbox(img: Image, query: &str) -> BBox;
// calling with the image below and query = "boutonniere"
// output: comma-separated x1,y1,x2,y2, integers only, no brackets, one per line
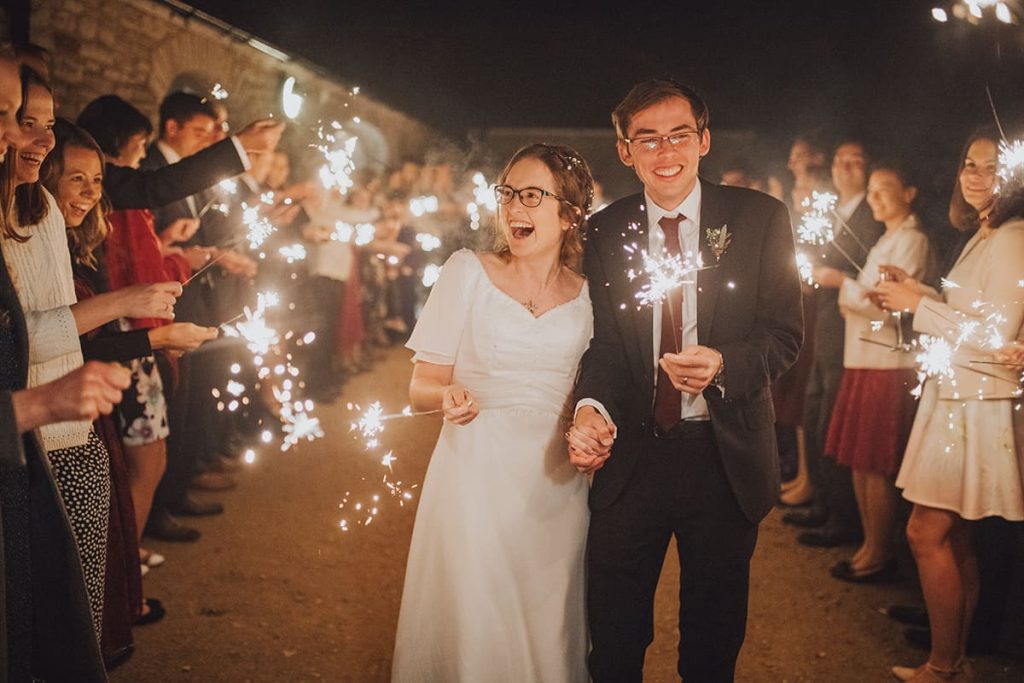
705,224,732,263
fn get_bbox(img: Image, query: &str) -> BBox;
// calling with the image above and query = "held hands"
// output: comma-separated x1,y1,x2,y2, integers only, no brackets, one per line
659,345,723,395
148,322,219,354
567,406,616,474
121,282,182,320
441,384,478,425
235,119,286,155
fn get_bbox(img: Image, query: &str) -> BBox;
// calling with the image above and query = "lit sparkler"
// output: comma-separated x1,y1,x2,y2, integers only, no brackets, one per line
315,121,359,194
278,243,307,263
422,263,442,287
409,195,439,217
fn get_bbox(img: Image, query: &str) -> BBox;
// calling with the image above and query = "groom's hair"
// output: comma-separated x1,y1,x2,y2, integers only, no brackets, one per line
612,79,709,140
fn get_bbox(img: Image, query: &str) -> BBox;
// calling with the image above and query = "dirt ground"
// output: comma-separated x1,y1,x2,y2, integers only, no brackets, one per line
113,348,1023,682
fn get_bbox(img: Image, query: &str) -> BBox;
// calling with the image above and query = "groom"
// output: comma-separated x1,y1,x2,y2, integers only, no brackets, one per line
570,79,803,682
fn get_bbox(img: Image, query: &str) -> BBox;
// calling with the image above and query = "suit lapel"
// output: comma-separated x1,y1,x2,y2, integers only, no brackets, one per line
697,179,728,343
620,200,655,385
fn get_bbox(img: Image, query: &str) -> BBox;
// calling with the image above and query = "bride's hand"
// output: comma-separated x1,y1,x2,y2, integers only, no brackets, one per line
442,384,478,425
567,406,616,474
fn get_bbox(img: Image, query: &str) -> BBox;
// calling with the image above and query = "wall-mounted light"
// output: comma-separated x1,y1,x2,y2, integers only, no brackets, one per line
282,76,304,120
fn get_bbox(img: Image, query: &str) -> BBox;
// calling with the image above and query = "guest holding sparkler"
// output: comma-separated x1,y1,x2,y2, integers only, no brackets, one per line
0,46,128,683
392,143,594,682
0,66,180,641
877,131,1024,683
815,161,933,583
786,138,885,548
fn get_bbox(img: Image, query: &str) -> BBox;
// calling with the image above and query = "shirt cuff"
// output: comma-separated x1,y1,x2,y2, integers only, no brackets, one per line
574,399,616,430
229,135,252,171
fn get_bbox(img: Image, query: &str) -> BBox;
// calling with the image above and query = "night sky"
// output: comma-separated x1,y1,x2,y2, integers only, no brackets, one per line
187,0,1024,196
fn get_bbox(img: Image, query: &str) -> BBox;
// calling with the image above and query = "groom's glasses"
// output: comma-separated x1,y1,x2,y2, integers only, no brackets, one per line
494,184,570,208
622,129,701,153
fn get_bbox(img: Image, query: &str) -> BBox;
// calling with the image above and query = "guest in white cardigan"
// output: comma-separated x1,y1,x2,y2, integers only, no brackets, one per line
878,132,1024,683
812,162,934,584
0,66,179,637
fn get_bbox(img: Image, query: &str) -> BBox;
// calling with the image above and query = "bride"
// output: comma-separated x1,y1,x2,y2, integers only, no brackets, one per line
391,143,595,682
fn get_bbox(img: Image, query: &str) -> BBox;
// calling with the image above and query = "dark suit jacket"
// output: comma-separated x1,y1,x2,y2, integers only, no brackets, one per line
811,198,884,366
139,142,219,326
0,244,107,683
104,136,245,212
574,179,804,523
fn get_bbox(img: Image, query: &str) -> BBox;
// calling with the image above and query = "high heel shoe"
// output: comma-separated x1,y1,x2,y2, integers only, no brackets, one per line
892,660,972,682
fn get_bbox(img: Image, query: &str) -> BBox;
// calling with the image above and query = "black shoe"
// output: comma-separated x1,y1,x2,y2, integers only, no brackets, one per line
830,558,899,584
797,525,863,548
103,644,134,671
168,495,224,517
782,508,828,528
144,509,200,542
904,626,999,656
887,604,928,628
135,598,166,626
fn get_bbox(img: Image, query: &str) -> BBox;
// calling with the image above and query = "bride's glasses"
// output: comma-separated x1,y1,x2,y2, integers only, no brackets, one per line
494,184,570,208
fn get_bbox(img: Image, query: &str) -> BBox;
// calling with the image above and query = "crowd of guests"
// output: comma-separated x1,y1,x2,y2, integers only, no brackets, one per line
0,42,490,680
719,132,1024,680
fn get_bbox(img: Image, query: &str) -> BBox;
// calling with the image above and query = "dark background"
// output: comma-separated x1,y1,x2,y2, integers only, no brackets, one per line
188,0,1024,217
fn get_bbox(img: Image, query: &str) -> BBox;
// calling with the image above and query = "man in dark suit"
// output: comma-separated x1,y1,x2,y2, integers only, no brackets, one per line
140,92,258,540
784,140,885,548
569,79,803,682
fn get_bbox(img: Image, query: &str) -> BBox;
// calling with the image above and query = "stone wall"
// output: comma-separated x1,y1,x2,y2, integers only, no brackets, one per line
26,0,442,170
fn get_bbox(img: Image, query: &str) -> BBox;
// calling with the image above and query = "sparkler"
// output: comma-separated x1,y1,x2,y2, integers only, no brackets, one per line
196,178,239,218
409,195,439,217
415,233,442,252
795,191,864,273
422,263,442,287
314,121,359,194
210,83,229,100
632,248,708,352
796,251,815,287
277,243,307,263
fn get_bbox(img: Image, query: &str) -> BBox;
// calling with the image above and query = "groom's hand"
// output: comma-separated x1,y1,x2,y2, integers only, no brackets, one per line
568,406,616,474
660,345,723,396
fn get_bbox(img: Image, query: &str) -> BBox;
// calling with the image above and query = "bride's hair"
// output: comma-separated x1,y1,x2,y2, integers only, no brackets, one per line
493,143,594,272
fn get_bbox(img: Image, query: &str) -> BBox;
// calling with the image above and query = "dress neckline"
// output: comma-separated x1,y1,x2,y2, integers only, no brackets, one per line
469,251,588,320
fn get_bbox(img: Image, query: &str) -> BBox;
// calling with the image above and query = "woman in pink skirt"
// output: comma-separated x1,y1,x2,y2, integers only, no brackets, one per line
815,161,933,582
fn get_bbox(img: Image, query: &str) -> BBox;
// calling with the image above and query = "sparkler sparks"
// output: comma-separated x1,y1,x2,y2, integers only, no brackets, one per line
422,263,442,287
210,83,229,100
241,203,277,249
278,243,307,263
315,122,359,194
633,249,704,308
409,195,439,217
998,138,1024,190
796,251,815,287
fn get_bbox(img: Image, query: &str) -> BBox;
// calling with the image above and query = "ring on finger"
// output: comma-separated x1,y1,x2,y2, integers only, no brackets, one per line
681,376,689,385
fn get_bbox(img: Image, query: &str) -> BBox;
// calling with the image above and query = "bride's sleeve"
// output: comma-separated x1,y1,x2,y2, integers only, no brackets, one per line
405,249,474,365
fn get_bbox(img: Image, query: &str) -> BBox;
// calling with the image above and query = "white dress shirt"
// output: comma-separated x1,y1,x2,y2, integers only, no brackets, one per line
577,182,711,426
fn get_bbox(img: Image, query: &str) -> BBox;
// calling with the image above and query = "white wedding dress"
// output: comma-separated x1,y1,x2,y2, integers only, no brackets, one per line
391,249,593,683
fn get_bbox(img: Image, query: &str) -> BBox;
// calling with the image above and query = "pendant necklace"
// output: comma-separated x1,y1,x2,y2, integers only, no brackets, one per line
521,266,562,315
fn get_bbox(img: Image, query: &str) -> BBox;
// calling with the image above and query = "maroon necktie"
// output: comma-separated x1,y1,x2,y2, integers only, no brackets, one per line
654,215,685,432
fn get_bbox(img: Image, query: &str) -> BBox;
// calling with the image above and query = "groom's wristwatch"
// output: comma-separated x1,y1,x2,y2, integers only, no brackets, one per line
711,349,725,395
